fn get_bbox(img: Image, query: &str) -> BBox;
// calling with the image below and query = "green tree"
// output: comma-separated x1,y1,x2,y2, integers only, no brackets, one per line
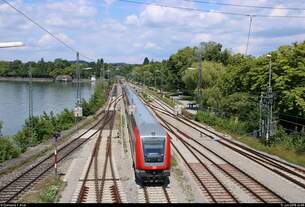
167,47,195,90
143,57,150,65
0,137,20,162
199,41,223,62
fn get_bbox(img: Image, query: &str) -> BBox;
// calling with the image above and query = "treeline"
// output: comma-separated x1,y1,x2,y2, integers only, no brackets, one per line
0,58,134,79
0,82,108,163
130,41,305,149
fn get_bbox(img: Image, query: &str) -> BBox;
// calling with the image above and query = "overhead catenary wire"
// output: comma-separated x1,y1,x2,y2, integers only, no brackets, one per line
118,0,305,18
1,0,94,62
279,113,305,121
183,0,305,11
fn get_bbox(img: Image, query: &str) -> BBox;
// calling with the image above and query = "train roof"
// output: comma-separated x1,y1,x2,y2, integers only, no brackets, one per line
124,84,166,137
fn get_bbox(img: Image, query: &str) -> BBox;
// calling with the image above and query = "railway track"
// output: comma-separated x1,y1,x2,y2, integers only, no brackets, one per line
151,104,287,203
138,186,173,203
77,90,125,203
0,87,121,203
148,93,305,191
135,91,287,203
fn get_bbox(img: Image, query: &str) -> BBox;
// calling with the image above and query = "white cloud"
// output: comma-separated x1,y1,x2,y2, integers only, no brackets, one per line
46,0,97,17
104,0,116,5
1,0,305,63
125,15,139,25
144,41,160,49
269,4,288,16
193,33,211,43
100,19,126,32
38,33,74,46
133,43,141,48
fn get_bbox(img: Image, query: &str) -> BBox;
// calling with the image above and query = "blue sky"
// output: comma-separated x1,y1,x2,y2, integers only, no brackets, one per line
0,0,304,63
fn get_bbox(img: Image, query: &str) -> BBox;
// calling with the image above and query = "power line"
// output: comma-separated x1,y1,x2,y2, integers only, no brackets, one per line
183,0,305,11
279,113,305,120
119,0,247,16
279,119,305,127
118,0,305,18
1,0,94,61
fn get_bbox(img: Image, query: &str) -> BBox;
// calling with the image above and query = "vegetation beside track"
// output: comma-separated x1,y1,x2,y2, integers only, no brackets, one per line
196,111,305,167
141,84,305,167
129,40,305,165
39,178,63,203
0,81,109,163
19,176,63,203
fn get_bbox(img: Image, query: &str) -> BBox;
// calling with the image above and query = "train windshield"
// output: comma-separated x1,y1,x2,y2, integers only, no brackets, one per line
142,137,165,157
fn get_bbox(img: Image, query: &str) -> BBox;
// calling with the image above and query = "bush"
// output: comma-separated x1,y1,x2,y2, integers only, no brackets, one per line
56,109,75,131
271,127,305,152
0,137,20,162
14,129,31,152
196,111,248,135
196,111,305,153
39,179,63,203
81,82,106,116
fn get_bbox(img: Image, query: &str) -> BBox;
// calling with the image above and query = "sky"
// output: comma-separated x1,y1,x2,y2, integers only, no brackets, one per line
0,0,305,63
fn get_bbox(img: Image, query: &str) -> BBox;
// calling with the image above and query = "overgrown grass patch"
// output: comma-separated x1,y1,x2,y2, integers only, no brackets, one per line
39,178,63,203
19,176,63,203
195,111,305,168
236,135,305,168
196,111,249,135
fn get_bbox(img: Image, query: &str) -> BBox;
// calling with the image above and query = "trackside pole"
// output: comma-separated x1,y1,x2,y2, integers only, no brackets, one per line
53,131,60,178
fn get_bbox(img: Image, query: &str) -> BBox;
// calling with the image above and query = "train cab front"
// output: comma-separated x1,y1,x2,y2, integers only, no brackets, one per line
135,135,171,183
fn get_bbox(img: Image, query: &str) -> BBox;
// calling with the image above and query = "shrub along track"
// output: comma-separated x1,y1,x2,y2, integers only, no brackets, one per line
0,88,121,203
148,92,305,192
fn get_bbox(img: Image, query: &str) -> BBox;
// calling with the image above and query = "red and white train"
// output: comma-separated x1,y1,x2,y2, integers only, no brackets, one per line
122,84,171,183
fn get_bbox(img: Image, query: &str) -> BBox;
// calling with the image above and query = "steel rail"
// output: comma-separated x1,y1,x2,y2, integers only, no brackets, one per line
148,102,287,203
149,94,305,188
0,93,121,203
78,93,121,203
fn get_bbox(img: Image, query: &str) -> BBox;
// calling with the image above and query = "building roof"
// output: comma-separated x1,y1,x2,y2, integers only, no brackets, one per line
55,75,73,81
124,85,166,137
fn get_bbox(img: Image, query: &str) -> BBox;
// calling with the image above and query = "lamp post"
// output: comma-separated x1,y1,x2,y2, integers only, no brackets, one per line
28,64,33,139
155,70,162,95
197,54,203,111
266,54,273,144
0,41,24,48
154,71,157,91
187,67,199,108
107,69,111,81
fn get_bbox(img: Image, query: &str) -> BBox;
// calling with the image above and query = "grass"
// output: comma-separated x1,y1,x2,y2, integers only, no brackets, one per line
196,111,305,168
0,147,50,177
39,178,63,203
19,176,63,203
236,134,305,168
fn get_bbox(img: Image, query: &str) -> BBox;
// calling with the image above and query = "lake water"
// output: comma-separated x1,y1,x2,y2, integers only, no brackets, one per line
0,81,95,136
